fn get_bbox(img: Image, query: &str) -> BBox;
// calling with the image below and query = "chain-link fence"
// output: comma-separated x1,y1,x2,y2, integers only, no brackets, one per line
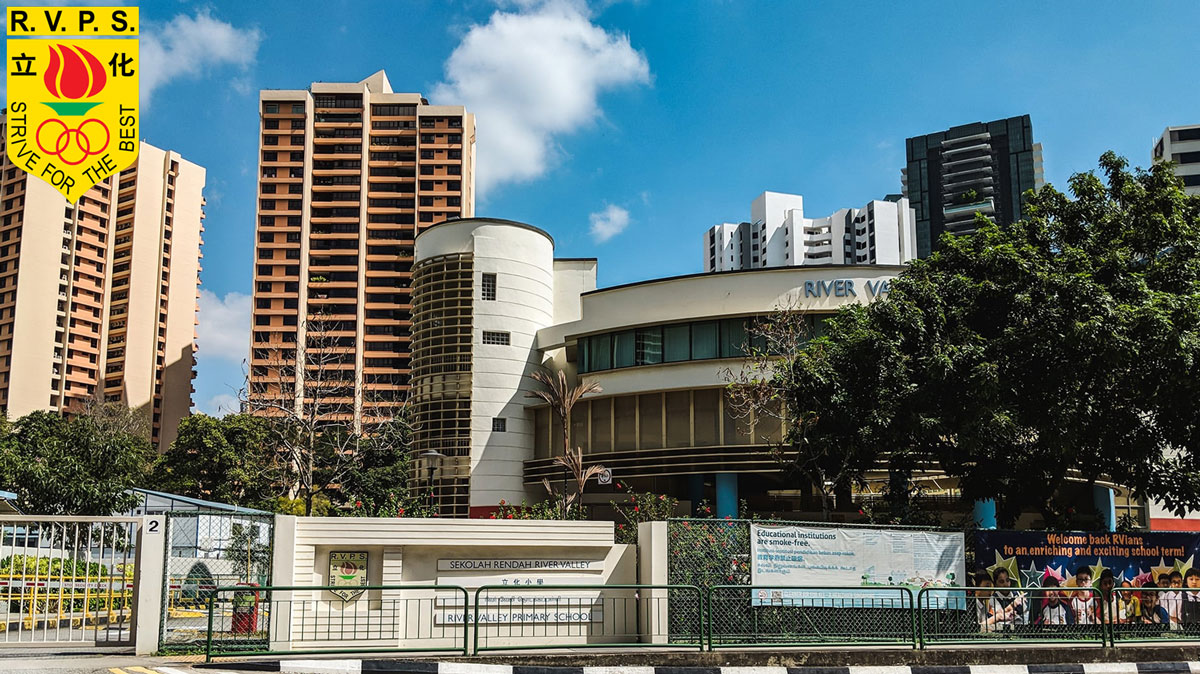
159,512,273,652
708,585,915,648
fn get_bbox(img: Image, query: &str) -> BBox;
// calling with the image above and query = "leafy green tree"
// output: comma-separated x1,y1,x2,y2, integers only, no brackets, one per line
153,413,285,509
0,410,154,515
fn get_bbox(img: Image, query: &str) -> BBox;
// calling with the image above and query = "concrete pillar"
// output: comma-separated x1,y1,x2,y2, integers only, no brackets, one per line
1094,485,1117,532
269,515,297,653
973,498,997,530
687,474,705,515
637,521,669,644
716,473,738,519
133,515,165,655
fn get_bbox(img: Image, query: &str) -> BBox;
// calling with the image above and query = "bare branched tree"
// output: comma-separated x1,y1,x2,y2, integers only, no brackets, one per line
722,302,872,521
242,311,408,515
527,367,605,519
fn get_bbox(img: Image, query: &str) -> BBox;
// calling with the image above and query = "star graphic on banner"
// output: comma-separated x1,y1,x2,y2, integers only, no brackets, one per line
1089,558,1109,586
1174,555,1195,576
1152,558,1175,582
1020,561,1044,588
1044,565,1066,584
1132,569,1154,587
987,551,1019,583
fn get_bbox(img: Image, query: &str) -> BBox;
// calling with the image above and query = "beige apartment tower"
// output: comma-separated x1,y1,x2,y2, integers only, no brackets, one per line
0,121,204,450
248,71,475,426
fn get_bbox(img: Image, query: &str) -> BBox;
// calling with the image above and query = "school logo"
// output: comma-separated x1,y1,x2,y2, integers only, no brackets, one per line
6,8,139,203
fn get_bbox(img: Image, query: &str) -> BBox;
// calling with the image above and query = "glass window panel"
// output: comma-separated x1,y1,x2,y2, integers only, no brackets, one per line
636,327,662,365
614,395,637,451
590,397,612,453
550,407,564,456
664,324,690,362
571,402,589,453
723,390,750,445
666,391,691,448
579,336,591,373
755,399,783,445
535,407,550,458
693,389,720,447
592,333,611,371
691,321,718,360
720,318,747,358
613,330,635,368
809,315,830,338
639,393,663,449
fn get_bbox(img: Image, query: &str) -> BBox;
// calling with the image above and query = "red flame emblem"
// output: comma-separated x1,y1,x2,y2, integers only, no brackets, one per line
44,44,106,100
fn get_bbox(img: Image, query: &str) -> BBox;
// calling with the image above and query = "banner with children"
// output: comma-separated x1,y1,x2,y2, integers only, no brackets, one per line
973,530,1200,589
973,530,1200,629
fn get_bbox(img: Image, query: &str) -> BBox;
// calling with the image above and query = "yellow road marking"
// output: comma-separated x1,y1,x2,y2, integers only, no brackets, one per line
108,669,128,674
127,668,159,674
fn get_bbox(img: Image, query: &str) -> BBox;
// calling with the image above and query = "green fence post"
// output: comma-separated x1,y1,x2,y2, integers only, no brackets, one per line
905,587,916,649
204,591,216,662
459,586,470,655
704,585,712,651
472,586,482,655
694,586,704,651
916,588,926,649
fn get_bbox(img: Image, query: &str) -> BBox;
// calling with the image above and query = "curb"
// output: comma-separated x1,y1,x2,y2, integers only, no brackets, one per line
195,662,1200,674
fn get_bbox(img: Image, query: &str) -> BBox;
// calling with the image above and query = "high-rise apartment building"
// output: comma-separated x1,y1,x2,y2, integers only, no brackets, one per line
903,115,1044,257
0,121,205,449
1153,124,1200,196
703,191,916,272
248,71,475,427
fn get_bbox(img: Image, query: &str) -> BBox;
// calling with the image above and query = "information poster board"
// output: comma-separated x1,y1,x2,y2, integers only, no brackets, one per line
750,524,965,607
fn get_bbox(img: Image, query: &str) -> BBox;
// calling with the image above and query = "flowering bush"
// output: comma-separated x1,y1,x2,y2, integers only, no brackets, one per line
489,498,564,520
609,482,679,544
351,491,440,518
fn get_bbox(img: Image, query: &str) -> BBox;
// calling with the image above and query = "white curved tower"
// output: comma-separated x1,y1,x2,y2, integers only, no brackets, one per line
411,218,558,516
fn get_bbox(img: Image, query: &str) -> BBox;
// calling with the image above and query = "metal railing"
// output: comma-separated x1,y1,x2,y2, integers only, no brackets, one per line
1,516,139,646
204,584,470,660
1111,587,1200,643
917,586,1107,646
472,584,704,653
708,585,916,649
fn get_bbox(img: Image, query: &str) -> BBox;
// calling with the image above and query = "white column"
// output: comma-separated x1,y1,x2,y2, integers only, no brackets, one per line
269,515,298,652
133,515,165,655
637,521,669,644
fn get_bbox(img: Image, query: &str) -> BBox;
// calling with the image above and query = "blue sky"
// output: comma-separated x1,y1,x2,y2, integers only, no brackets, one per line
113,0,1200,416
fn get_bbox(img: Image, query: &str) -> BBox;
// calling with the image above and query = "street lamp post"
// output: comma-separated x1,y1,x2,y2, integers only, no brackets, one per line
419,449,446,512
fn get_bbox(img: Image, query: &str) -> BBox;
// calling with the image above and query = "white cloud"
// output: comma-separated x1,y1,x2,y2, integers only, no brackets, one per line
198,393,240,417
589,204,630,243
140,10,262,106
197,289,251,364
433,0,650,196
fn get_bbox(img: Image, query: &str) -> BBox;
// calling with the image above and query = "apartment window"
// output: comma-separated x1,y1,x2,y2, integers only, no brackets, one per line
492,418,507,432
482,331,510,345
481,273,496,301
264,103,278,114
292,103,304,114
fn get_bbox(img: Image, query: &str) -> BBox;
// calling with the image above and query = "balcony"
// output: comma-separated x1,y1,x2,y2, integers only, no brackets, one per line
942,197,995,218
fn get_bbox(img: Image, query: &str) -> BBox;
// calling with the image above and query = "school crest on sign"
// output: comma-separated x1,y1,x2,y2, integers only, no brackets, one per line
7,8,139,203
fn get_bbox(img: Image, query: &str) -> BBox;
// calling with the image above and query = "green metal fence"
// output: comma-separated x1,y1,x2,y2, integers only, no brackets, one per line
472,584,704,653
707,585,916,649
917,586,1108,647
1111,587,1200,643
204,584,469,661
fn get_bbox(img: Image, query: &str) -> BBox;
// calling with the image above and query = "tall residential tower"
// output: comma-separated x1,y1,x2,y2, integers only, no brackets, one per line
248,71,475,426
703,191,916,272
903,115,1044,257
0,122,204,449
1153,124,1200,196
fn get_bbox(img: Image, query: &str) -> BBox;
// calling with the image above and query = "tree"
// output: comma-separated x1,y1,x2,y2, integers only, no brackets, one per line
153,413,285,509
725,307,897,520
242,312,409,515
0,410,154,515
759,153,1200,527
527,368,606,519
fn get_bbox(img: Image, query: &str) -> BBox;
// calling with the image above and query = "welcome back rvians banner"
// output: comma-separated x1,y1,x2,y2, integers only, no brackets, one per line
6,6,139,203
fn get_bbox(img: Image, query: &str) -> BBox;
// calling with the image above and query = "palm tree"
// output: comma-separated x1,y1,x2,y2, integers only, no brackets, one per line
527,368,605,519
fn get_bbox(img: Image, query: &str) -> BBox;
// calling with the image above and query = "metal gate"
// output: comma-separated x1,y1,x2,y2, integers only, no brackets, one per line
158,511,273,652
0,516,140,647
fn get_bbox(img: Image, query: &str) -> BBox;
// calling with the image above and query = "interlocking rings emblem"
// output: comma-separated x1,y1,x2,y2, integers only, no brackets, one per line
35,117,109,166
